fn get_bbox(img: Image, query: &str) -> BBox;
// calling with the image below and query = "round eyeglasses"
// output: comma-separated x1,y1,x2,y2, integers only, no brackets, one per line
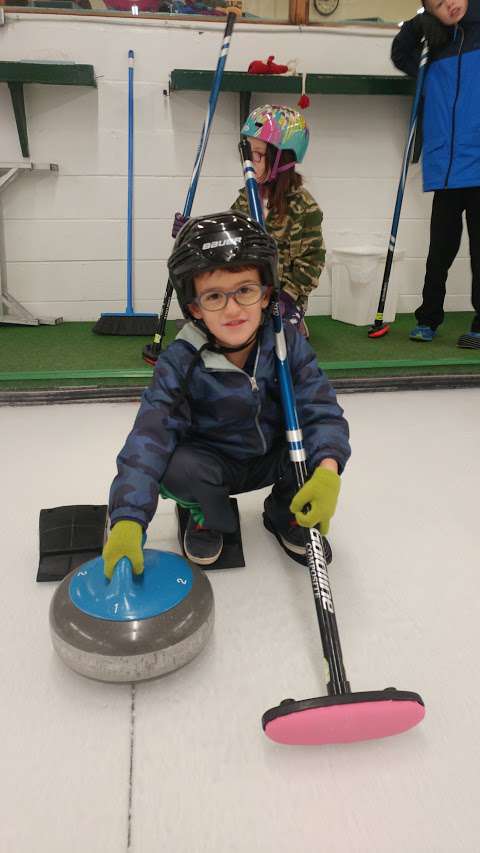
193,283,267,312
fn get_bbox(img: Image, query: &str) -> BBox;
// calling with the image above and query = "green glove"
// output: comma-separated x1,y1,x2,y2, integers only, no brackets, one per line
102,520,144,580
290,467,340,535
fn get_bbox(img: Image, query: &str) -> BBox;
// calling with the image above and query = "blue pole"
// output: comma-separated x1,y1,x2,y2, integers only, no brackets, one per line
239,140,308,483
369,40,429,335
388,41,429,266
241,143,265,228
183,13,236,218
126,49,134,315
238,138,349,696
146,13,237,359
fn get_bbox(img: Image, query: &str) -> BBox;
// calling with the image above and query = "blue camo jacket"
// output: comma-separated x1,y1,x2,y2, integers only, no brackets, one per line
109,321,351,528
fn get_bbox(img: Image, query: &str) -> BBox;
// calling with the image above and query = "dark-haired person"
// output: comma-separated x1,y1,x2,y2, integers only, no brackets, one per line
231,105,325,337
392,0,480,347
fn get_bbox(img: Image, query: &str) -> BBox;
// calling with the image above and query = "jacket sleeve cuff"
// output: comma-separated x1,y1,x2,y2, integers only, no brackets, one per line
109,509,149,529
313,454,347,476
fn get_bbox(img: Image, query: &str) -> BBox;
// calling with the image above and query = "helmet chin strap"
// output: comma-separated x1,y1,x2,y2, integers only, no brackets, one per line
265,148,296,183
170,323,262,417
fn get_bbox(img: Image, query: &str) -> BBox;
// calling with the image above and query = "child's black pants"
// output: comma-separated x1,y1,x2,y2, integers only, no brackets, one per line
415,187,480,332
161,442,298,533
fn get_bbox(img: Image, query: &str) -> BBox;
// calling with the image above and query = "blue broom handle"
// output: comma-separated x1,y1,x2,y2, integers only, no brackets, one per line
241,147,265,228
239,139,306,485
241,143,307,472
391,41,429,246
151,13,237,352
183,13,236,218
374,40,429,319
239,138,350,696
127,49,135,315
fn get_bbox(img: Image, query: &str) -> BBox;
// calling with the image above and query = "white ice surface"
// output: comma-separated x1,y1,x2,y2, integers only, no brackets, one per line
1,390,479,853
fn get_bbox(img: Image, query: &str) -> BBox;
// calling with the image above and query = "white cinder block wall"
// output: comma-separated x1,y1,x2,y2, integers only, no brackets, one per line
0,14,473,321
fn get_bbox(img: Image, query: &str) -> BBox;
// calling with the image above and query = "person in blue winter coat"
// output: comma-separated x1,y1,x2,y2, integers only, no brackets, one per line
391,0,480,348
102,211,350,576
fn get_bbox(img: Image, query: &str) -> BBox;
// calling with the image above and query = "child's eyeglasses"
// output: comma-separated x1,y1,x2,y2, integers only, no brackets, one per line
193,283,267,312
251,151,266,163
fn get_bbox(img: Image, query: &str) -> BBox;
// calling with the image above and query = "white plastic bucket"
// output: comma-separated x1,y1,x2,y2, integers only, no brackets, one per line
329,245,405,326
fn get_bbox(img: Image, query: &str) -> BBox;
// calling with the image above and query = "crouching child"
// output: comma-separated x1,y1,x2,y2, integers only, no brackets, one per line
102,211,351,578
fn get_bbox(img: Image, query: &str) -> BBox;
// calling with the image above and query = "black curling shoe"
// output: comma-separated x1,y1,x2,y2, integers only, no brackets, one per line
184,515,223,566
263,495,332,568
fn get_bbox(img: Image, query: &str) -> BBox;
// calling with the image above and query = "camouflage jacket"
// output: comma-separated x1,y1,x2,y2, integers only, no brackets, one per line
231,185,325,310
109,322,350,528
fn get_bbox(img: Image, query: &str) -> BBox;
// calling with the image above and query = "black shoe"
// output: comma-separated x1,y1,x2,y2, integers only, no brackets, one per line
263,495,332,567
457,332,480,349
183,515,223,566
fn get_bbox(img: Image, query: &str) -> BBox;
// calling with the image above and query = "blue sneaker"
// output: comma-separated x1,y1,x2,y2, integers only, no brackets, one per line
457,332,480,349
409,325,436,342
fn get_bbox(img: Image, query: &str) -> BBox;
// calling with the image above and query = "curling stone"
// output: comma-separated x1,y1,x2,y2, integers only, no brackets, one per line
50,549,214,683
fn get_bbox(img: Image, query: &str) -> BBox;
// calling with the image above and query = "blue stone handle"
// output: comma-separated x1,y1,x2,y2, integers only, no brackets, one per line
106,557,144,618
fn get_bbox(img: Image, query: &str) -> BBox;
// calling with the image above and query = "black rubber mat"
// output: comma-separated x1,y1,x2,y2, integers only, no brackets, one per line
37,504,108,582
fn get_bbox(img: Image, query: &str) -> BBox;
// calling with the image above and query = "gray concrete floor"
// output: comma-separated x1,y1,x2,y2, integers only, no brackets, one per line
1,390,479,853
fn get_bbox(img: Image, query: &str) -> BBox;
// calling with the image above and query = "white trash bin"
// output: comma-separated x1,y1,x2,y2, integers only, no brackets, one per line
329,245,405,326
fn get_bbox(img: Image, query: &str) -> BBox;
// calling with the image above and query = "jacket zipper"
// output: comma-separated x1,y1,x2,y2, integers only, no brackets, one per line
445,25,465,188
246,346,267,454
205,346,267,454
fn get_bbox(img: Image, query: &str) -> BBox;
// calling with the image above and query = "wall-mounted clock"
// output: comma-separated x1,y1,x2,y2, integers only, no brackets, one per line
314,0,339,15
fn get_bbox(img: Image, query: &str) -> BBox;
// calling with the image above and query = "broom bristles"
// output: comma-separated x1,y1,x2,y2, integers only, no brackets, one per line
93,314,158,336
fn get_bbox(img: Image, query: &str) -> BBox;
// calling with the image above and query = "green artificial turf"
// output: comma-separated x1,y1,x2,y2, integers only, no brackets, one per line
0,314,479,391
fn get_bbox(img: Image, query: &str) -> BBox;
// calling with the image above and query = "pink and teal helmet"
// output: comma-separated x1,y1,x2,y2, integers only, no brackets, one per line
241,104,309,164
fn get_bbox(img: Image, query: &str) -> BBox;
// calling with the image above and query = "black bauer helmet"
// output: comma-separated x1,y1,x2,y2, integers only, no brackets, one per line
167,210,279,318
